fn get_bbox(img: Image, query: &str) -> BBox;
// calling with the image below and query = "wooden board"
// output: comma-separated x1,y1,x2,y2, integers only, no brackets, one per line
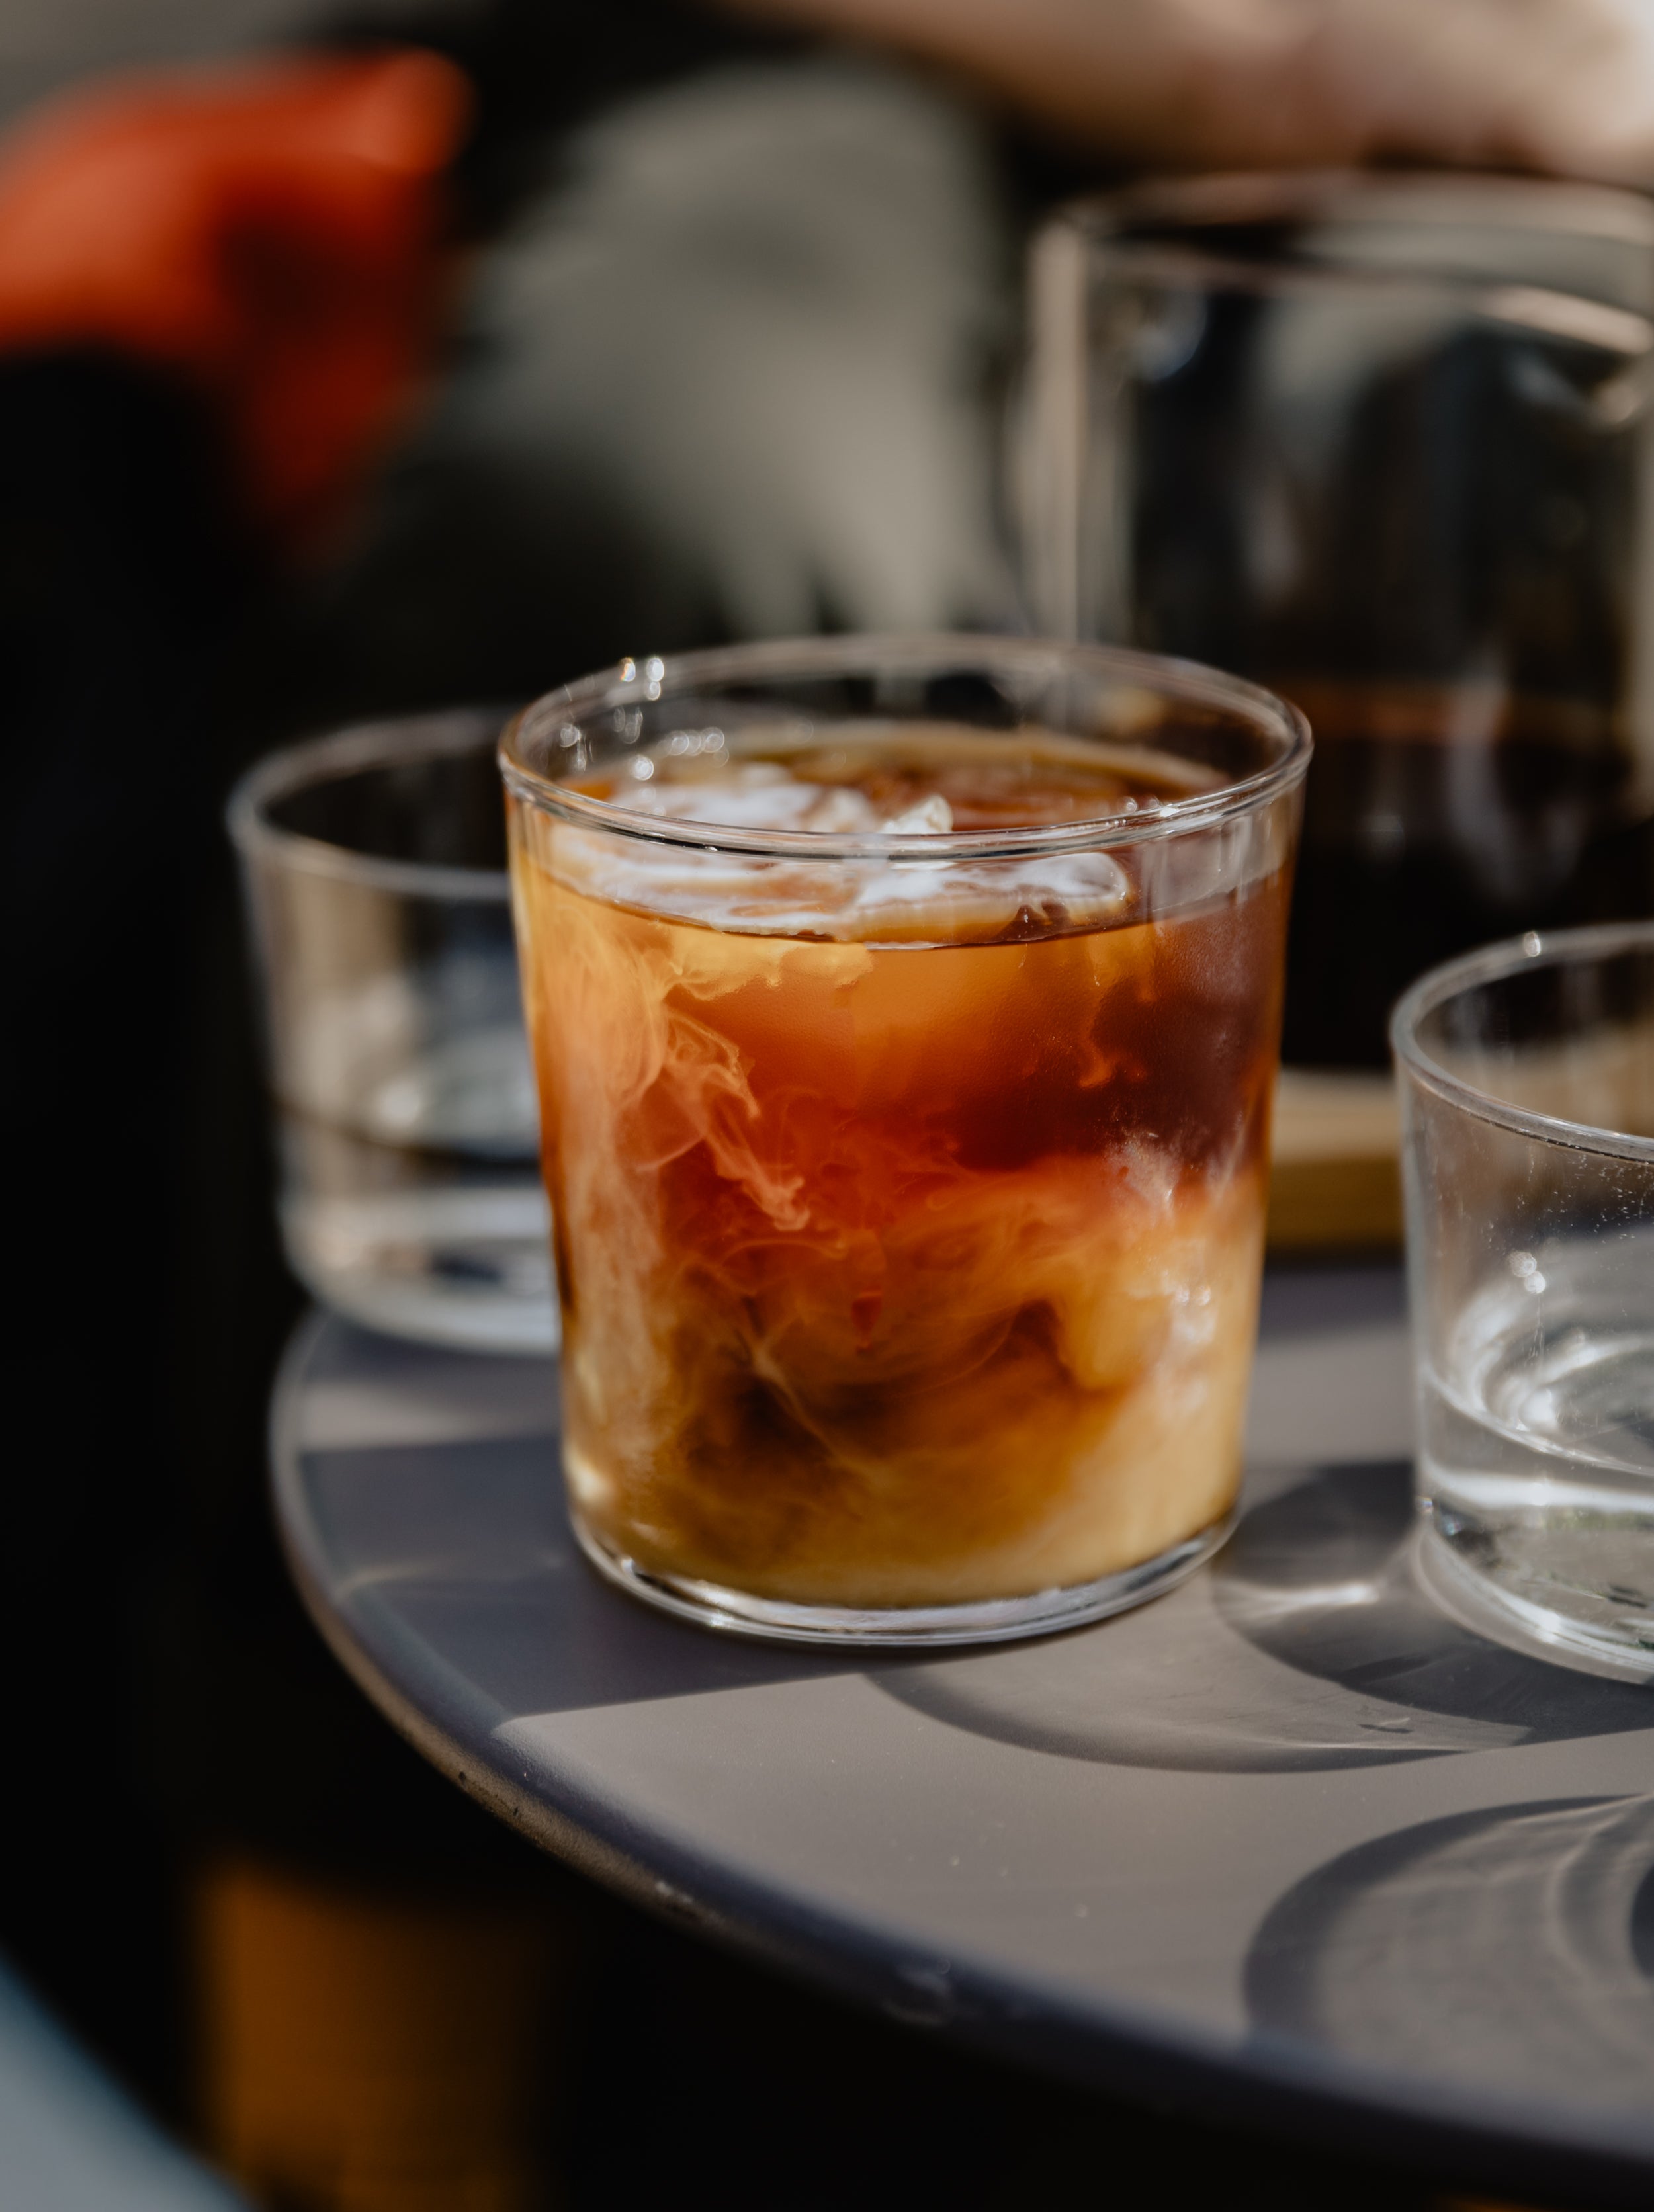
1268,1069,1401,1251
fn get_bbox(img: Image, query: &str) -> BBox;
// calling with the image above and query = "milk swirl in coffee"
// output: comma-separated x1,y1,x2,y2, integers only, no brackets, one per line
509,722,1291,1612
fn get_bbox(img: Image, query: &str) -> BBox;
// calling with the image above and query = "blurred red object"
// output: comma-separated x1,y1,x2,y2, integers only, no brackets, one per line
0,50,472,556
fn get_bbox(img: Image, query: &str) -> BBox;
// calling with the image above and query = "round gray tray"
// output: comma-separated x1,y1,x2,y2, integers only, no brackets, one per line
272,1267,1654,2206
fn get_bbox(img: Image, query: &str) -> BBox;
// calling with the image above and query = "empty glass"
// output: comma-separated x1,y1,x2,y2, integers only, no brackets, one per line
230,711,556,1354
1021,171,1654,1069
1395,921,1654,1678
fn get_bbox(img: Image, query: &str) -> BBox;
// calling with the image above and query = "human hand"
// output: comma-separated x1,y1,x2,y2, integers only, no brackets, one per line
724,0,1654,183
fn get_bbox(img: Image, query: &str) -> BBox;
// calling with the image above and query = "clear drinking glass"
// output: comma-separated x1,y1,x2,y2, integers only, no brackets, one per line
230,710,556,1354
501,636,1308,1644
1395,921,1654,1679
1020,171,1654,1070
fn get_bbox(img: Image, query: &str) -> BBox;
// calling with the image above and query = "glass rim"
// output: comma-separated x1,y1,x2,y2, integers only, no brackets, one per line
1390,919,1654,1165
227,708,512,902
1059,166,1654,250
1049,169,1654,357
498,632,1311,862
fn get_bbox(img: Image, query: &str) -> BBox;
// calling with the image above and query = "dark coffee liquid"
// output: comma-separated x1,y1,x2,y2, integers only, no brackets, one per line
1278,683,1654,1067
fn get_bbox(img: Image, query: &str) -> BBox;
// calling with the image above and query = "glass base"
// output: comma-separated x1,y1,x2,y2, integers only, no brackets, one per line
283,1187,559,1355
1415,1515,1654,1685
572,1510,1235,1648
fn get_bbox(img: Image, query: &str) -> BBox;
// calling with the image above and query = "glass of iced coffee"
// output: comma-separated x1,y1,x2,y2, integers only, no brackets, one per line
501,638,1309,1644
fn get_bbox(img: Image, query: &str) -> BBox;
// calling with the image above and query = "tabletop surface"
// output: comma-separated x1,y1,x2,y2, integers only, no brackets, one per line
272,1267,1654,2206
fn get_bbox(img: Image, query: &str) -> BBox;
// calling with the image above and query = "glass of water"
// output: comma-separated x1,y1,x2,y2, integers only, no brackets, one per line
1395,921,1654,1676
230,710,556,1354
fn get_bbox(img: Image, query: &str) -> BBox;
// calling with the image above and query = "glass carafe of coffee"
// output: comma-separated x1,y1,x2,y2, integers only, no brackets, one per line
1020,171,1654,1068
